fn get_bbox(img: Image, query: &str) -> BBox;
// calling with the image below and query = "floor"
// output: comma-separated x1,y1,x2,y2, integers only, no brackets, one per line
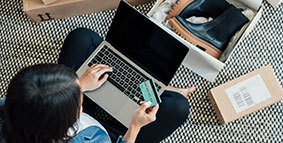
0,0,283,142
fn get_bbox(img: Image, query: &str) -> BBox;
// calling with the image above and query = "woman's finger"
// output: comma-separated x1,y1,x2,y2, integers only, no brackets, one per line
139,101,145,105
98,74,109,86
91,64,109,70
90,64,98,68
139,101,152,112
150,104,159,115
90,68,100,74
88,65,111,76
96,67,113,77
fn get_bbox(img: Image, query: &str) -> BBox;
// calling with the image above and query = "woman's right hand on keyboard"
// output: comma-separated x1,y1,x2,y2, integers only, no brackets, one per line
79,64,113,92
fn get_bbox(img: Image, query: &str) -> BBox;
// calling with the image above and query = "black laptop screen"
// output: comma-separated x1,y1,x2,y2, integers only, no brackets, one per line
106,1,189,85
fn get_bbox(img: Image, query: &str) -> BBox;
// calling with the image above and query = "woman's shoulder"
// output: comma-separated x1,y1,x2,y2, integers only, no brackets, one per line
79,113,108,132
71,113,111,143
70,112,108,135
72,126,111,143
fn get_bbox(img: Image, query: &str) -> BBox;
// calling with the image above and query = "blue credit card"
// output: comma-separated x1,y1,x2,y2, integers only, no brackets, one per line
139,79,161,107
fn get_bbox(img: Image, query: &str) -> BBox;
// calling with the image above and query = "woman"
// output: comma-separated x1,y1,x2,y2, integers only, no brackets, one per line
0,28,195,143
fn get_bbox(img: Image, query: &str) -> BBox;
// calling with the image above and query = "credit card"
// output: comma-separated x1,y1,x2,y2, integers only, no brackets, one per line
139,79,161,107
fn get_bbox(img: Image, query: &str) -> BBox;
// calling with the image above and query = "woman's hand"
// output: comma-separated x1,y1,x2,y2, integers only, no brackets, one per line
123,101,159,143
131,101,159,128
79,64,112,92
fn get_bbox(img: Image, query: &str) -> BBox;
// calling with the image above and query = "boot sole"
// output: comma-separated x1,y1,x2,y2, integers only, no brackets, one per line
169,17,222,59
166,0,194,20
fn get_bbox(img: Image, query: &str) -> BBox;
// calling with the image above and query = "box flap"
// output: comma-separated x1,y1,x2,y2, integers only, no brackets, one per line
23,0,83,11
233,0,263,11
182,44,225,82
235,0,281,10
266,0,282,7
42,0,58,5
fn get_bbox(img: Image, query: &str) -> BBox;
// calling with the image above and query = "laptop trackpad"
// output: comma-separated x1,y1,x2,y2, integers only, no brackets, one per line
84,81,128,115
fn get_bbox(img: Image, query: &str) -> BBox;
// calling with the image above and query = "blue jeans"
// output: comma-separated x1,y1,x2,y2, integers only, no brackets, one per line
58,28,190,143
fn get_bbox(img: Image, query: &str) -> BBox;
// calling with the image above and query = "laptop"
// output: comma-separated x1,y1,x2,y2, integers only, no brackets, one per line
76,0,189,127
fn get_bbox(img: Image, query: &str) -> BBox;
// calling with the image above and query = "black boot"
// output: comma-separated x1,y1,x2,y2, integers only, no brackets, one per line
168,5,249,59
166,0,231,20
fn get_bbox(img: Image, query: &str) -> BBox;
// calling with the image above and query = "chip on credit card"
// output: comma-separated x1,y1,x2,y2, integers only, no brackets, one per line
139,79,162,107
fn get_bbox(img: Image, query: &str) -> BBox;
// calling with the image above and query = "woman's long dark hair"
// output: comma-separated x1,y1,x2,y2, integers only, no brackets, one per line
0,64,81,143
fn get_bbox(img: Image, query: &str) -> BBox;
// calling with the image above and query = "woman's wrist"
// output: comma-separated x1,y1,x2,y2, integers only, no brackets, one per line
79,79,87,92
123,124,141,143
129,124,141,134
78,76,94,92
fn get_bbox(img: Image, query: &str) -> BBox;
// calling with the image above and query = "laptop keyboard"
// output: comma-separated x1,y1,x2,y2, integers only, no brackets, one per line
88,45,162,104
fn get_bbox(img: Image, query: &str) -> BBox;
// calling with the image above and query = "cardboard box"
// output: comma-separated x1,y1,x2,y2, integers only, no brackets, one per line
23,0,152,23
42,0,57,5
208,65,283,124
147,0,282,82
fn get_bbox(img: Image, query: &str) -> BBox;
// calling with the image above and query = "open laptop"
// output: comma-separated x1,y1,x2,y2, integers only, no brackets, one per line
76,0,189,127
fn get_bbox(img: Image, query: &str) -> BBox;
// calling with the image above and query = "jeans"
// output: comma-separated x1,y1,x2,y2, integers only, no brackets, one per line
58,28,190,143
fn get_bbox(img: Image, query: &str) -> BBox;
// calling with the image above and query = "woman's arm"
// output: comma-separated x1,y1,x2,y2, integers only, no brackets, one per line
123,101,159,143
79,64,159,142
123,125,141,143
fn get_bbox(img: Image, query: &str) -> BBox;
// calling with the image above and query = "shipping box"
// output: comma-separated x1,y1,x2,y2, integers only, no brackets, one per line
23,0,152,23
42,0,57,5
208,65,283,124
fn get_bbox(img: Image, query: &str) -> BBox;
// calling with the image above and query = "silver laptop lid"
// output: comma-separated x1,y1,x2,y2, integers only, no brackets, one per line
106,0,189,85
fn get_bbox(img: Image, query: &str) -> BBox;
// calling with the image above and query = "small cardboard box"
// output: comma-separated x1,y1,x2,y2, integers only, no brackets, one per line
42,0,57,5
147,0,282,82
208,65,283,124
23,0,152,23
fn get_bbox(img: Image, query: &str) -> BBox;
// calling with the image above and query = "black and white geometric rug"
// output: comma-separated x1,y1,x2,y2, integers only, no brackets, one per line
1,0,282,142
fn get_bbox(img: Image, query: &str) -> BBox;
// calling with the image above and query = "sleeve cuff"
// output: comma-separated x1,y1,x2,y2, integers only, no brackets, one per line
116,135,128,143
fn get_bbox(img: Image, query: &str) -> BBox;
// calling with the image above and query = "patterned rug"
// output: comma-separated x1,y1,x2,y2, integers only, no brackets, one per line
1,0,283,142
